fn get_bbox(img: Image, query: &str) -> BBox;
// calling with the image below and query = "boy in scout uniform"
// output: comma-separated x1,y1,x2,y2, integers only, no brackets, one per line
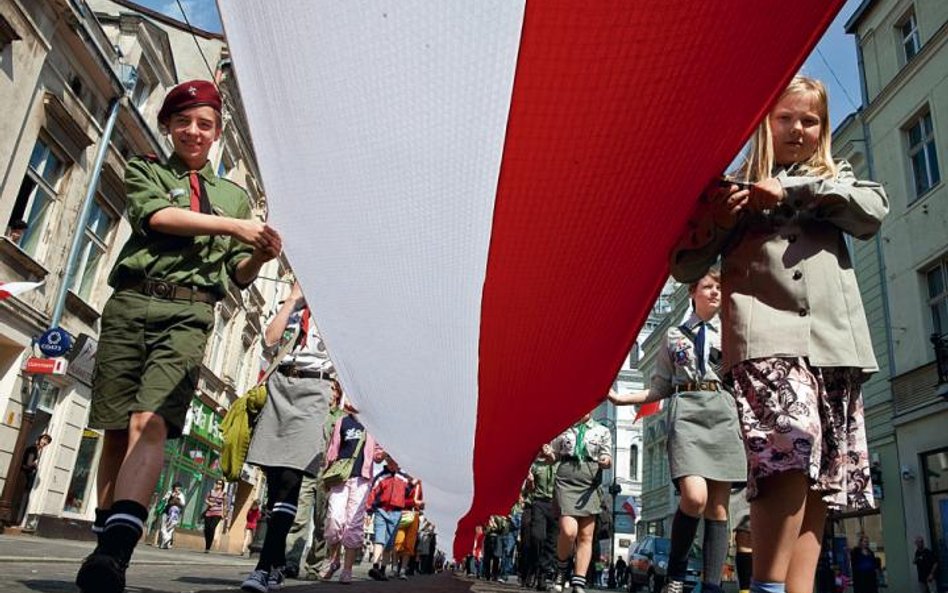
76,80,282,593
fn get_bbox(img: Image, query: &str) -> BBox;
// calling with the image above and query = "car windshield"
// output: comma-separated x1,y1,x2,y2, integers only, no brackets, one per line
653,538,670,555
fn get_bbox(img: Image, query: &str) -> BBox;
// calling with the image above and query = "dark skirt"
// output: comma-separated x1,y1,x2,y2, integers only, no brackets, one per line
554,459,602,517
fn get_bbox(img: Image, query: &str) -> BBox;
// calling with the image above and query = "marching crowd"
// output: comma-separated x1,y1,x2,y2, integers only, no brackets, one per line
70,65,898,593
465,74,892,593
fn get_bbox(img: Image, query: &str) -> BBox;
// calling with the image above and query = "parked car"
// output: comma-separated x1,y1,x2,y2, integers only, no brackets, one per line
627,535,701,592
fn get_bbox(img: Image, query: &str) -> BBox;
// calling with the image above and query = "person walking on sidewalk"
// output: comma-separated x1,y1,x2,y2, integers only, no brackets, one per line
609,269,746,593
203,479,228,553
242,500,262,556
544,411,612,593
240,280,336,592
366,457,412,581
670,76,887,593
75,79,282,593
156,482,186,549
284,379,345,580
321,404,383,584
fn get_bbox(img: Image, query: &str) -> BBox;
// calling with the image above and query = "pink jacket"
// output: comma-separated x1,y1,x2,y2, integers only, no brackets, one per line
325,415,383,480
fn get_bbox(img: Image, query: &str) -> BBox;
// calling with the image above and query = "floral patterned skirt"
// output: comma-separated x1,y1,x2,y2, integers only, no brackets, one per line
729,357,874,511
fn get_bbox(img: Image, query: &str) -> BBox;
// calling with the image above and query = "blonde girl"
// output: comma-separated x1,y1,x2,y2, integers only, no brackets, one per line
670,76,888,593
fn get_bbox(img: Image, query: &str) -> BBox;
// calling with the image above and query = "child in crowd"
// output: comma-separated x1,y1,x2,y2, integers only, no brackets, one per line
610,268,746,593
670,75,888,593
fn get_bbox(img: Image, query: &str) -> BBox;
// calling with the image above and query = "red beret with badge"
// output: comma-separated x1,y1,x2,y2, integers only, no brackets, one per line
157,80,222,125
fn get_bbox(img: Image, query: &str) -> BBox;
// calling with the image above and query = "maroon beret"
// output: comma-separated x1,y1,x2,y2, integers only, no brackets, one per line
158,80,222,124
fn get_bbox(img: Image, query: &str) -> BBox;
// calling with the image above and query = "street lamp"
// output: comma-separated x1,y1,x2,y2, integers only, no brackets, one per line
597,416,621,570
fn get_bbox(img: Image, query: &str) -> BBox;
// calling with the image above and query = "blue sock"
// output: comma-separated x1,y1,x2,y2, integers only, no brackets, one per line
750,581,785,593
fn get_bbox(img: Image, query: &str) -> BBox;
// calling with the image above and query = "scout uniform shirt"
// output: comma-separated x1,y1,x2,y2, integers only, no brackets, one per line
109,154,255,299
529,460,556,501
649,312,723,398
551,418,611,462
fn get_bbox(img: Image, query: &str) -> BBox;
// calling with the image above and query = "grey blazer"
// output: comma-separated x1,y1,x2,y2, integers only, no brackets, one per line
670,160,888,372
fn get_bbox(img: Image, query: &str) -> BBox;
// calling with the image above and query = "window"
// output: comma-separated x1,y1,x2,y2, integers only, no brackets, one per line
131,64,154,109
629,444,639,481
8,139,66,257
928,259,948,336
908,111,940,200
63,430,101,514
898,10,921,64
71,200,114,301
207,309,230,374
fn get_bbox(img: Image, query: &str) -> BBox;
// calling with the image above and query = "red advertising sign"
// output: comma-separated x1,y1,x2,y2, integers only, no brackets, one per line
24,357,68,375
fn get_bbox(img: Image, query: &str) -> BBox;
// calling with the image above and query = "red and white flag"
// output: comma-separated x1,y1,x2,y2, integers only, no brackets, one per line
218,0,844,557
0,281,43,301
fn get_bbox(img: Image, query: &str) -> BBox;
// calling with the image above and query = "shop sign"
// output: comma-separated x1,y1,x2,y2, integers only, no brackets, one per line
38,327,73,357
183,400,223,447
65,333,97,386
24,357,68,376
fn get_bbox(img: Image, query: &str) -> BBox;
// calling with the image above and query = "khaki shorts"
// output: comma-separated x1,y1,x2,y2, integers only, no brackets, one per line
90,290,215,438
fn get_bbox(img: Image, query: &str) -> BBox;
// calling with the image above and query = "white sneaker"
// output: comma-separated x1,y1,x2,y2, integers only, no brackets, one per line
661,580,684,593
241,569,269,593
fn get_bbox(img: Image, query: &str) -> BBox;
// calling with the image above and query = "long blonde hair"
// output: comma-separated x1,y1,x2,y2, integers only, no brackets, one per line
737,76,837,182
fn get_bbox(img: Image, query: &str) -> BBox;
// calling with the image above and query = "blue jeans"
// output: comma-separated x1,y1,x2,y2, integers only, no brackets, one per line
500,533,516,577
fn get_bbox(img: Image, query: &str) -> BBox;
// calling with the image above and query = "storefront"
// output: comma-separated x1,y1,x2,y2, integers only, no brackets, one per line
921,447,948,591
147,398,239,552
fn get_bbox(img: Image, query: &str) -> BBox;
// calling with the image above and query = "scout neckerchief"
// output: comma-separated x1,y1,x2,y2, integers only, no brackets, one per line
188,170,213,215
574,421,588,460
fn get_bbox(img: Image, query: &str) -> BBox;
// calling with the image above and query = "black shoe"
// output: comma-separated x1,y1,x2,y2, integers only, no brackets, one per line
76,552,127,593
536,576,548,591
284,565,299,579
368,567,383,581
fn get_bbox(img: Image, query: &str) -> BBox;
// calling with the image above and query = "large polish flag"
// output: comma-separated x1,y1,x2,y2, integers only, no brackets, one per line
217,0,844,556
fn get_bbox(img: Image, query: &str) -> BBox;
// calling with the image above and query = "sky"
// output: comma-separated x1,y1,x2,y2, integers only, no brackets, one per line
133,0,866,128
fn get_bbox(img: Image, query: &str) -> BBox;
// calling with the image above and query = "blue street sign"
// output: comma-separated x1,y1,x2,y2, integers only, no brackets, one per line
38,327,73,357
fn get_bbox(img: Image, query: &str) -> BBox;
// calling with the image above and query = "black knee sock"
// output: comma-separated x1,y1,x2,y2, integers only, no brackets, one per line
702,519,729,586
100,500,147,565
668,509,700,580
91,507,111,551
256,503,297,571
736,551,753,590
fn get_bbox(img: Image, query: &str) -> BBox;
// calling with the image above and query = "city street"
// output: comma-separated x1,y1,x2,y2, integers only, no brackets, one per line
0,534,523,593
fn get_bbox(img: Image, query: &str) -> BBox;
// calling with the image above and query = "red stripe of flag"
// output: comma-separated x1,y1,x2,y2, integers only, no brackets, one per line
456,0,845,559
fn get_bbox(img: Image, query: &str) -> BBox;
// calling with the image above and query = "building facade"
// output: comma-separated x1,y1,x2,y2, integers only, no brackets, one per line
0,0,286,554
843,0,948,588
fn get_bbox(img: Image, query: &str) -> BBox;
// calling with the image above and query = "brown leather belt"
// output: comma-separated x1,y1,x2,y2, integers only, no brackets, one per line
118,278,218,304
674,380,721,393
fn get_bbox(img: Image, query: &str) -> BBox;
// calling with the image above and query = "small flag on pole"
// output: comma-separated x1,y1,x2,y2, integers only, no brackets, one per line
622,496,638,522
0,281,44,301
634,401,662,423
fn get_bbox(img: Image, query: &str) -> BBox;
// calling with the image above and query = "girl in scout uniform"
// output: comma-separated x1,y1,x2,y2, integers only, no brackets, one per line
670,76,888,593
241,280,336,592
542,412,612,593
610,269,746,593
77,80,282,593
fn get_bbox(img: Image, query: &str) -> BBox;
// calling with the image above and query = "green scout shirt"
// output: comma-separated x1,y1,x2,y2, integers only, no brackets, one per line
109,154,254,298
530,461,556,501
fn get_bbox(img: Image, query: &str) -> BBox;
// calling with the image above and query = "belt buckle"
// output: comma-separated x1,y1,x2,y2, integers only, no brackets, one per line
151,280,172,298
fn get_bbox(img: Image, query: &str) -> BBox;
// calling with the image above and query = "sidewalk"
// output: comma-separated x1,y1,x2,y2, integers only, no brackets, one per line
0,533,254,566
0,533,530,592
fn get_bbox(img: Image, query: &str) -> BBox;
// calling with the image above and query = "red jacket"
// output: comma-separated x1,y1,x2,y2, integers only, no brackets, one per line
367,469,411,511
